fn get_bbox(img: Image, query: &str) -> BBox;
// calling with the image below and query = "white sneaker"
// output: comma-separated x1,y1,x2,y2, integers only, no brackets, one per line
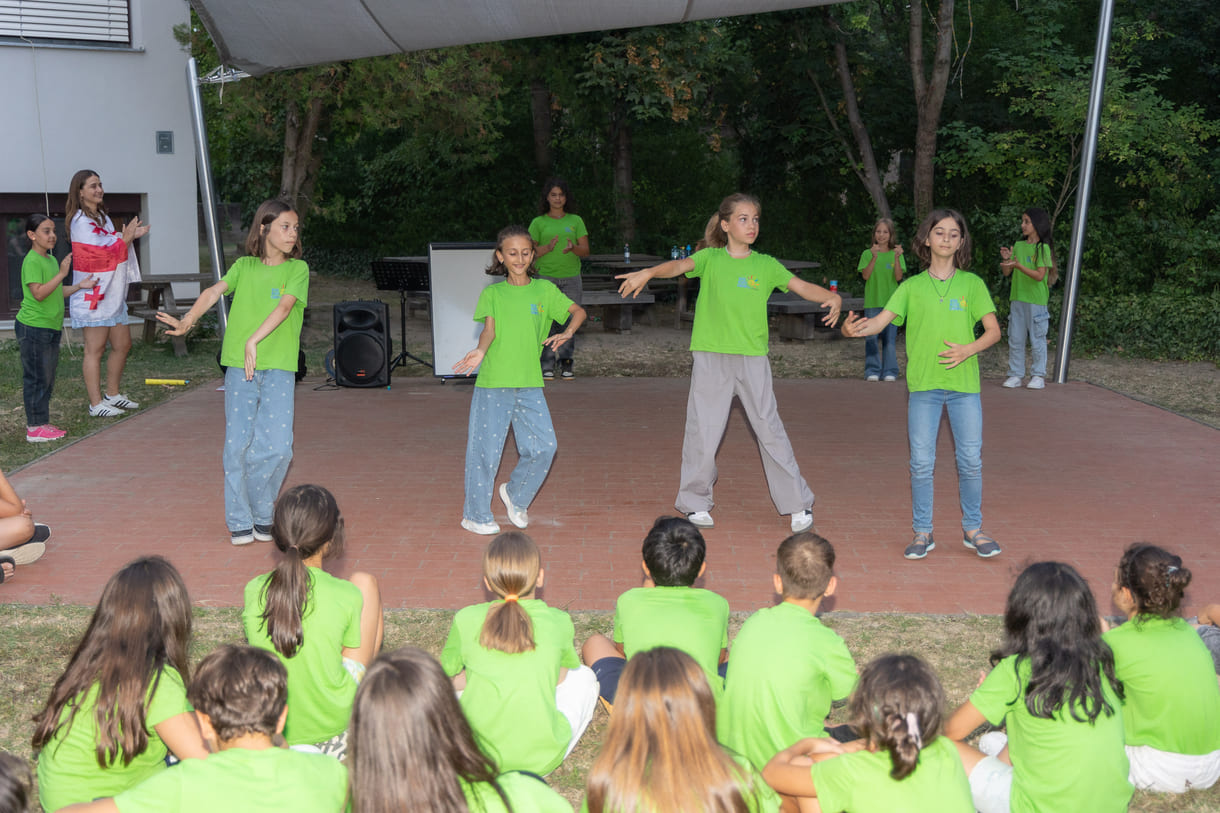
461,517,501,535
1026,376,1045,389
790,509,814,533
686,511,714,528
979,731,1009,757
498,483,528,529
88,401,124,417
1002,376,1023,388
104,393,140,409
882,374,897,382
866,374,880,382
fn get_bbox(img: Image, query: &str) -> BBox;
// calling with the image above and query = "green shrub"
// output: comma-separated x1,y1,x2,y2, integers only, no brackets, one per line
1067,290,1220,360
302,247,381,280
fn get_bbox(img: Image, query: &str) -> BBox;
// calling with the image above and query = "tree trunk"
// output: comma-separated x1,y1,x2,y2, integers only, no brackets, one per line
832,38,890,220
909,0,955,222
530,78,553,183
611,106,635,243
279,92,324,214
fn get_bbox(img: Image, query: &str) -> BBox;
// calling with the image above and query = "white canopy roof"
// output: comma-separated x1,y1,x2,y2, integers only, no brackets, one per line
190,0,839,75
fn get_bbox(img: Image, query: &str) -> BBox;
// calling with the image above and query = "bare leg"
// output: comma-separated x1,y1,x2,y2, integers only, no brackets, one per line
104,323,132,398
82,326,109,406
0,515,36,550
581,632,620,665
341,571,384,666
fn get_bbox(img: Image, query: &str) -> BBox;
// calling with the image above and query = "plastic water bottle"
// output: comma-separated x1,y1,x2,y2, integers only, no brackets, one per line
685,243,692,257
671,245,679,260
623,243,630,263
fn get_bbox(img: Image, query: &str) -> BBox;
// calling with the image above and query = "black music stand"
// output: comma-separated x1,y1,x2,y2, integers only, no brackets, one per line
370,258,432,371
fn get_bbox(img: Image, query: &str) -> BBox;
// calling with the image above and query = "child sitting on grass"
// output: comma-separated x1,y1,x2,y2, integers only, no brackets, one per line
718,532,857,770
582,516,729,707
60,644,347,813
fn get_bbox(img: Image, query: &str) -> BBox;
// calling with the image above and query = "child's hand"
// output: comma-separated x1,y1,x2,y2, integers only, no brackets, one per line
938,340,973,369
821,293,842,326
244,339,258,380
616,270,650,299
544,330,574,350
870,243,882,256
999,260,1017,271
894,245,904,258
544,236,559,254
156,312,192,336
840,312,868,338
452,348,484,376
561,239,575,254
999,246,1012,260
1198,604,1220,627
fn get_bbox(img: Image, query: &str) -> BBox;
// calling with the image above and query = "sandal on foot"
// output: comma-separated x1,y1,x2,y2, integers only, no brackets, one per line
0,555,15,584
964,529,1002,558
904,532,935,560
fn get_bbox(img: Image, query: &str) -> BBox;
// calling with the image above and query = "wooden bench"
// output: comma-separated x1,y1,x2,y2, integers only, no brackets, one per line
767,293,864,340
128,273,217,356
581,289,655,334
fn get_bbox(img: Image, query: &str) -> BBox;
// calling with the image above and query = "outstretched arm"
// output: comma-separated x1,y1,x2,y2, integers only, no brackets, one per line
157,280,229,335
787,278,842,326
840,309,898,339
543,304,587,351
453,317,495,376
616,257,694,299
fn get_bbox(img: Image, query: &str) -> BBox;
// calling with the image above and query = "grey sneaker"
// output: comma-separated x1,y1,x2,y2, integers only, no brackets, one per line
904,532,935,560
1026,376,1045,390
964,529,1002,558
789,509,814,533
1002,376,1023,388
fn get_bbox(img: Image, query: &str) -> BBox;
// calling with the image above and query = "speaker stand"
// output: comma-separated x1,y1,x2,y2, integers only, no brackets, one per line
390,288,432,372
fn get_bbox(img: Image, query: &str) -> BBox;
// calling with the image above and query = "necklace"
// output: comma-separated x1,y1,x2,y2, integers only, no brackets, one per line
929,270,956,303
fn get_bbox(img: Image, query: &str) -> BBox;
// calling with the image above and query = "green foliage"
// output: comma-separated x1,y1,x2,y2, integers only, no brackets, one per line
301,247,382,280
1070,291,1220,360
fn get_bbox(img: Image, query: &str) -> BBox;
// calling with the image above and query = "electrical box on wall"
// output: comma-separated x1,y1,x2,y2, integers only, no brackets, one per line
156,131,174,154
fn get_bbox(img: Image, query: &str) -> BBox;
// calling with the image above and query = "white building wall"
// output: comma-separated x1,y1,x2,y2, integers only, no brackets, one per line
0,0,198,278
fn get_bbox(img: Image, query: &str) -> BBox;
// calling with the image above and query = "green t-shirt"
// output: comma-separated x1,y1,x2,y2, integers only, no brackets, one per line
613,586,729,703
112,745,347,813
36,667,192,812
440,599,580,775
858,248,907,309
529,213,588,279
1103,616,1220,755
718,602,858,770
579,754,779,812
688,248,793,356
243,567,363,745
970,654,1132,813
1009,241,1052,306
219,256,309,371
464,771,574,812
884,271,995,394
16,251,65,329
473,279,574,389
807,735,973,813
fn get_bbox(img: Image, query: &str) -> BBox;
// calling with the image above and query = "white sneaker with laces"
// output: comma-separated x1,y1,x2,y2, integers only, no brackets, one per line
1026,376,1045,389
461,517,501,535
866,374,880,382
1002,376,1023,388
686,511,714,528
498,483,528,529
89,401,124,417
790,509,814,533
104,393,140,409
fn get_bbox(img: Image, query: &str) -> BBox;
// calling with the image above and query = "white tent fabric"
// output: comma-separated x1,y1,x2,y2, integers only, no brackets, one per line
190,0,840,76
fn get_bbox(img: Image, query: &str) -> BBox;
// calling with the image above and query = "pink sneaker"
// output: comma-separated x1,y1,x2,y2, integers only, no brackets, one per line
26,425,67,443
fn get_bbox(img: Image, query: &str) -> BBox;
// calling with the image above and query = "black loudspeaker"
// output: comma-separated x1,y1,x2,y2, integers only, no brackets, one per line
333,301,391,387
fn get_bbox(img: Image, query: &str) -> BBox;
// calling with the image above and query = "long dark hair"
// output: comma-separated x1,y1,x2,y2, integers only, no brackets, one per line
538,177,576,215
991,562,1123,722
32,557,193,767
347,647,509,813
849,654,944,780
1116,543,1190,621
913,208,972,269
1024,206,1058,286
258,484,344,658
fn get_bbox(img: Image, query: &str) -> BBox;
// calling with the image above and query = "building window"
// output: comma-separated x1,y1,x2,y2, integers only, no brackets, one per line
0,0,131,47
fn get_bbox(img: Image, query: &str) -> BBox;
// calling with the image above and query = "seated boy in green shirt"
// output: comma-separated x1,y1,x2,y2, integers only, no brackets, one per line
61,645,347,813
582,516,729,706
718,532,858,770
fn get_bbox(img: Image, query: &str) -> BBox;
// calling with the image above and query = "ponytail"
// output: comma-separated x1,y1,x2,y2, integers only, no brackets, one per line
478,531,541,654
260,484,344,658
848,654,945,782
880,708,924,780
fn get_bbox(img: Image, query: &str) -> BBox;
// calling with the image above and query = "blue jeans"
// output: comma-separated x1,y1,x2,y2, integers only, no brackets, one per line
864,307,899,379
463,387,556,524
15,320,62,426
1007,301,1049,378
223,367,295,532
907,390,983,534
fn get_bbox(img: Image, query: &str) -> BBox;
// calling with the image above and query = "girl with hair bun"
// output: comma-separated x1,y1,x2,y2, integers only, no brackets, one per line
1104,543,1220,793
763,653,972,812
440,530,598,776
242,484,383,756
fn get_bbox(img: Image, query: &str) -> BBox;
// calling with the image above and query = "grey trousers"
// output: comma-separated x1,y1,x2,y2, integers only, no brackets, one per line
540,274,582,369
675,352,815,516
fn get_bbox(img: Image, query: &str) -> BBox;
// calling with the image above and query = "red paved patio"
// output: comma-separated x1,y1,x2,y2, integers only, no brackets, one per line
3,375,1217,617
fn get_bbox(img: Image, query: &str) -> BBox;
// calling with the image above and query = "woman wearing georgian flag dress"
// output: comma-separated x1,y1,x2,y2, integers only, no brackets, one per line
66,169,149,417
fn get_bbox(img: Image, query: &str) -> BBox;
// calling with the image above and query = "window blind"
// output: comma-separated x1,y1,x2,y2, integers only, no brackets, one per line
0,0,130,45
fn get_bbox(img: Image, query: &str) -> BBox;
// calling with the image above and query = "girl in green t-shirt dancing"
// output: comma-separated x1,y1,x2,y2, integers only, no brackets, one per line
1000,207,1058,390
617,193,841,535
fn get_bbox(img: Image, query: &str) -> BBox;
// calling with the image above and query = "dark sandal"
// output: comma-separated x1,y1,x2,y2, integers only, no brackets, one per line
964,530,1002,558
0,555,15,584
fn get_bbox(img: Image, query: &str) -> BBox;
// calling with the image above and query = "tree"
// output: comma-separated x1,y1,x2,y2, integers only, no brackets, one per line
909,0,957,220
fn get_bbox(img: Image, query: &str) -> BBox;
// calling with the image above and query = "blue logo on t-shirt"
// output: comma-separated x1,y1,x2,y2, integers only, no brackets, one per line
271,288,282,300
737,276,760,289
949,297,965,311
530,303,542,315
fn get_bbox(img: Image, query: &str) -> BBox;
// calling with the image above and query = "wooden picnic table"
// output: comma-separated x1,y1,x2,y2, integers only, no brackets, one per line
128,273,217,356
767,291,863,340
